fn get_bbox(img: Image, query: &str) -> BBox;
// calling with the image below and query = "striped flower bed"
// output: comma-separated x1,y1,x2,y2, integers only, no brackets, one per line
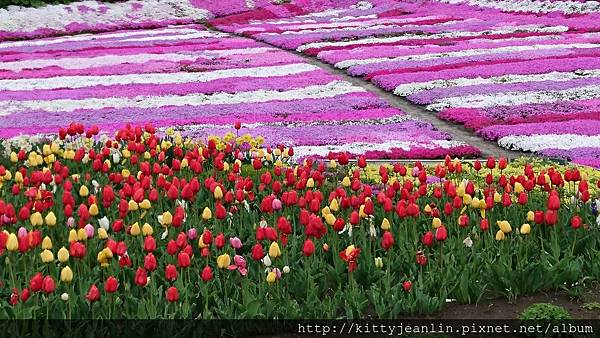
0,23,479,160
212,0,600,167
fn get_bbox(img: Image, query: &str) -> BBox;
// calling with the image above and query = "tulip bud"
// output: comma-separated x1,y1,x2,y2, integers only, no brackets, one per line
45,212,57,227
381,218,391,230
58,247,69,263
139,199,151,210
217,254,231,269
374,257,383,268
497,220,512,233
520,223,531,235
202,207,212,221
130,222,141,236
269,242,281,258
40,249,54,263
60,266,74,283
42,236,52,250
432,217,442,229
495,230,505,241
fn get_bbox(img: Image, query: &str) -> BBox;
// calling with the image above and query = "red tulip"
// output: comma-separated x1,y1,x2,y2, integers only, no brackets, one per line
41,276,55,294
435,226,447,242
480,219,489,232
165,264,178,281
20,288,30,302
104,276,118,293
143,236,156,252
571,215,582,229
30,272,43,292
177,252,191,268
166,286,179,303
402,281,412,292
381,231,394,251
134,267,147,287
302,239,315,257
144,253,157,271
357,156,367,168
234,121,241,130
251,243,264,261
86,284,100,303
547,192,560,210
201,266,213,282
422,231,434,247
486,157,495,169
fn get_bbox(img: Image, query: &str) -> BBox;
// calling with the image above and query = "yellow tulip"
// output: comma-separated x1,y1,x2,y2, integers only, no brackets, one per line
497,220,512,234
381,218,391,231
432,217,442,229
77,228,87,241
15,171,23,183
520,224,531,235
130,222,141,236
79,185,89,197
514,182,524,194
266,271,277,284
30,212,43,226
329,159,337,169
89,204,99,216
122,169,131,178
10,152,18,163
324,213,336,226
470,197,480,209
527,211,535,222
494,192,502,203
98,228,108,239
68,229,78,242
424,204,432,213
60,266,73,283
40,249,54,263
42,236,52,250
139,199,151,210
329,199,339,212
306,178,315,188
128,200,138,211
457,184,466,197
269,242,281,259
321,206,331,217
463,194,472,205
345,245,356,257
213,186,223,200
45,212,57,226
217,254,231,269
6,233,18,252
495,230,505,241
342,176,351,187
202,207,212,221
161,211,173,226
58,247,69,263
142,223,153,236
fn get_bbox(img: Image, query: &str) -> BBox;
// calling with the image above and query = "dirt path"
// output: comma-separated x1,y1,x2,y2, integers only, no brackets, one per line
208,26,529,160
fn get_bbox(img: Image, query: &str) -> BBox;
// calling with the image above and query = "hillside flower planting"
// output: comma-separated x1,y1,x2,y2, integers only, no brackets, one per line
0,23,479,160
213,0,600,167
0,123,598,319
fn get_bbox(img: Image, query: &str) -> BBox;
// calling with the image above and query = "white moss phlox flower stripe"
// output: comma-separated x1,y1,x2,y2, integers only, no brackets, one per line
292,140,469,158
498,134,600,152
335,43,600,69
258,19,465,36
394,69,600,96
1,47,277,72
0,81,366,114
236,16,445,33
0,26,202,49
426,84,600,110
0,0,210,34
296,25,569,52
117,31,228,43
437,0,600,14
0,64,320,91
2,53,199,72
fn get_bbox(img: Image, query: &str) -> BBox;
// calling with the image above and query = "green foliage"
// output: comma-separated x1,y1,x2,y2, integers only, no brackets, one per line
519,303,572,321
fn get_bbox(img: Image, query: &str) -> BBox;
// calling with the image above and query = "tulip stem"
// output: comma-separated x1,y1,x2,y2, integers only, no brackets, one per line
571,231,578,256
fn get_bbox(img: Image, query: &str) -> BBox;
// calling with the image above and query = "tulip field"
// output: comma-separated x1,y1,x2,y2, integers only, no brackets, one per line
0,0,599,323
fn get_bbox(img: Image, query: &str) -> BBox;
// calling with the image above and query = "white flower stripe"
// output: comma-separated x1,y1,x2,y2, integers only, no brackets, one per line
0,63,320,91
291,140,470,158
335,42,600,69
296,25,569,52
0,81,366,114
236,15,445,33
394,69,600,96
0,46,276,71
0,0,210,35
426,84,600,110
498,134,600,152
437,0,600,14
0,26,203,49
